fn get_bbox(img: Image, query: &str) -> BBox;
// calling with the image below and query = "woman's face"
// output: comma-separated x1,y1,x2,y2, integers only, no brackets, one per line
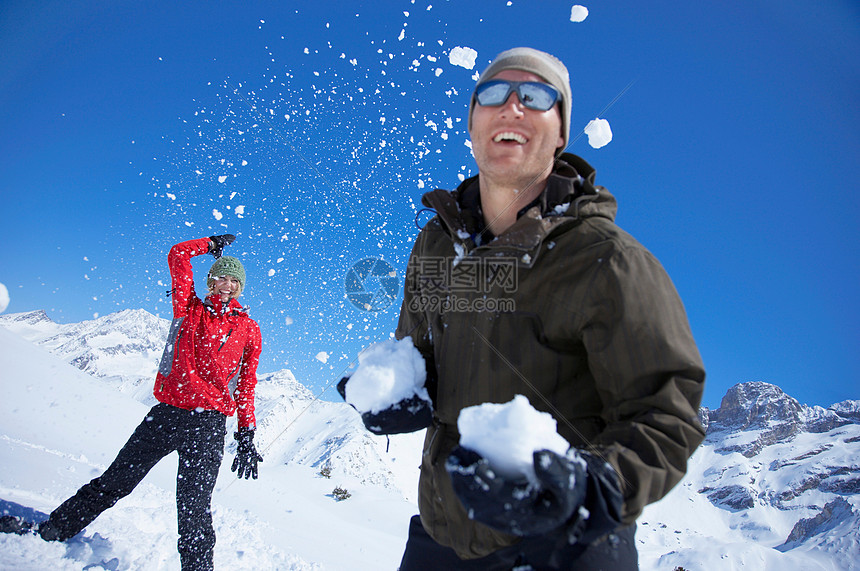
211,276,241,302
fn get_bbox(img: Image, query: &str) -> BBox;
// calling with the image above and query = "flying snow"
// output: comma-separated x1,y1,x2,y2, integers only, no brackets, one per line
315,351,330,364
457,395,570,483
448,46,478,70
344,337,429,414
0,282,9,313
570,5,589,23
584,118,613,148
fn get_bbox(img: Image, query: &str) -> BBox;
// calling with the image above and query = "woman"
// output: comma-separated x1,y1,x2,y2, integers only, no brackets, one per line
2,234,263,571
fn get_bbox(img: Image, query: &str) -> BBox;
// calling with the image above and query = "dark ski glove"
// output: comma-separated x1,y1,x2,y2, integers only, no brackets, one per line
446,446,623,542
231,428,263,479
209,234,236,259
337,376,433,435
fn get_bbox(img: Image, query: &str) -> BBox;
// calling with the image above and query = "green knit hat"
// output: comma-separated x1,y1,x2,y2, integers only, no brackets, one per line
469,47,572,156
207,256,246,292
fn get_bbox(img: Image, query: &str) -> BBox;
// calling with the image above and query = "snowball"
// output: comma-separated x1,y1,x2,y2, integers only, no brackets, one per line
570,5,589,22
458,395,570,483
0,282,9,313
345,337,429,414
213,209,223,221
584,118,612,149
448,46,477,70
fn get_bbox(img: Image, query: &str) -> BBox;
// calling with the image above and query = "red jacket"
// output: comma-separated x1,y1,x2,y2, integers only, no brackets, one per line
153,238,261,429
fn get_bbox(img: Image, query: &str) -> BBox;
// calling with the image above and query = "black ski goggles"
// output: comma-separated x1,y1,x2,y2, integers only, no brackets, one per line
474,80,560,112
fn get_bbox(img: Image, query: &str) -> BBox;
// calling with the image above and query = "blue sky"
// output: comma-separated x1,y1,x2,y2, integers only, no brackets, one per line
1,1,857,410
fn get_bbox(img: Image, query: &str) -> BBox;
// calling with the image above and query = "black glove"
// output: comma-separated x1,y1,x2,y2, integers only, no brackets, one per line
231,428,263,479
448,446,603,538
208,234,236,259
337,376,433,435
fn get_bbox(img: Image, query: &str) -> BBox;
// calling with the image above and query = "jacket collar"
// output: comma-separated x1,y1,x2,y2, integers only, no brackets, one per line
204,295,247,317
421,153,617,257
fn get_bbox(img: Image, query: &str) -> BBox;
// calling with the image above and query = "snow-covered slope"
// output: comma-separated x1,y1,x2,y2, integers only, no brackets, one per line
0,312,420,570
1,309,857,570
0,309,169,405
639,382,860,571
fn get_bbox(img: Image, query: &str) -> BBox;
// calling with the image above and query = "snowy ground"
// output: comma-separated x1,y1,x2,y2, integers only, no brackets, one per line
1,319,856,570
0,326,418,570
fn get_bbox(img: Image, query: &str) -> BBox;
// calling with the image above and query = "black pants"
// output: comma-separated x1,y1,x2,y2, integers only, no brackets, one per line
399,515,639,571
44,403,227,571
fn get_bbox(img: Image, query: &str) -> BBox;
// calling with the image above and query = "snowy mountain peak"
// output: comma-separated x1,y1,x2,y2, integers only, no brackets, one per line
709,381,804,431
0,310,55,339
830,399,860,421
0,309,52,325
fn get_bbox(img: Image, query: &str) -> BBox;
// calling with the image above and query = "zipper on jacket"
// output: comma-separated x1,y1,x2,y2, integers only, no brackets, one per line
218,327,234,352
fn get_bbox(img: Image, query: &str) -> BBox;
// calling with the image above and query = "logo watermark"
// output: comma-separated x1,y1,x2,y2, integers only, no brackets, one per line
344,257,400,312
407,294,516,313
406,256,518,312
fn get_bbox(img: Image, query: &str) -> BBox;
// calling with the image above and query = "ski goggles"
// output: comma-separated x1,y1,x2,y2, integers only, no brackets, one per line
473,80,560,112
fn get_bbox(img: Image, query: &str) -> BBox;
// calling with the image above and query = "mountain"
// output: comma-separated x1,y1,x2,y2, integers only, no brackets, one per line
0,309,422,501
0,308,169,404
1,309,857,570
638,382,860,570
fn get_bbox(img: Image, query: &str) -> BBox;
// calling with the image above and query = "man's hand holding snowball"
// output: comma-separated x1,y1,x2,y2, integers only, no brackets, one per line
338,377,433,435
337,337,434,435
444,396,624,545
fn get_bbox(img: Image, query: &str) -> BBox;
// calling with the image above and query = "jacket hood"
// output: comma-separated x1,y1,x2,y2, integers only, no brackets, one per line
420,153,617,262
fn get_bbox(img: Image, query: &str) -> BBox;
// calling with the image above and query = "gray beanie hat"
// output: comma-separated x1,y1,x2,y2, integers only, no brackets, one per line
208,256,246,292
469,47,572,155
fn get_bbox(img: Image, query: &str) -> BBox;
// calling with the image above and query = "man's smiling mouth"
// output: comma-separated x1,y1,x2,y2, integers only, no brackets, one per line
493,131,527,144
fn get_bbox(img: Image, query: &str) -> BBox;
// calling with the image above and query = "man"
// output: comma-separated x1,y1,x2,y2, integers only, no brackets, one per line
0,234,264,571
342,47,705,569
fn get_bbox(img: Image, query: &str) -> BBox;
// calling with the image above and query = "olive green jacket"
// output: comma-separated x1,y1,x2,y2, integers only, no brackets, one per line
395,153,706,559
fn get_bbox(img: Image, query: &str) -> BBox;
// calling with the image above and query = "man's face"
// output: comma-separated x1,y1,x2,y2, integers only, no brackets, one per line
469,69,564,186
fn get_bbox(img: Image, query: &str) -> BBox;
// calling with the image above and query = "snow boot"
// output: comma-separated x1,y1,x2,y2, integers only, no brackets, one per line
36,518,64,541
0,515,35,535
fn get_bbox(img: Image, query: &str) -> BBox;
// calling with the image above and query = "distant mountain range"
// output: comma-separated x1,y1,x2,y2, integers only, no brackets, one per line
1,309,857,570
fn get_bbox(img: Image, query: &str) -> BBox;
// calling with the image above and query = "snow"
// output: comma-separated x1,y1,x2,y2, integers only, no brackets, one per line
448,46,478,70
570,5,589,23
343,337,429,414
0,282,8,313
584,117,613,148
0,324,421,570
1,311,857,570
457,395,570,483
